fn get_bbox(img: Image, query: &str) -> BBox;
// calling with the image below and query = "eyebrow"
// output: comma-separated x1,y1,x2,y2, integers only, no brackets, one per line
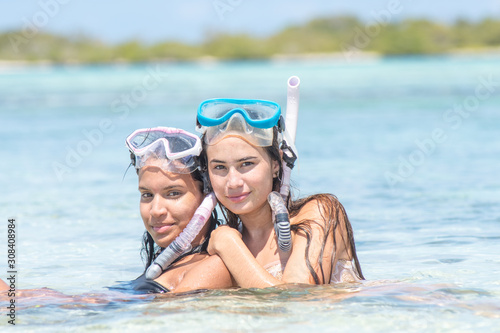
138,185,182,191
209,156,257,164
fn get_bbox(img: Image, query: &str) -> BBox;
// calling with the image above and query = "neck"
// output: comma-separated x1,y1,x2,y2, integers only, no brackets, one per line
239,203,274,241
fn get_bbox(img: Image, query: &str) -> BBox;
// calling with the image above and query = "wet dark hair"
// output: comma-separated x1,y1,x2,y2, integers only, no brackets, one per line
199,128,364,283
139,167,219,272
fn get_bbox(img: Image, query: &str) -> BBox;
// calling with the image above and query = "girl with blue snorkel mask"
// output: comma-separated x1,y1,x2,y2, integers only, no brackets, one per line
124,127,233,293
197,97,364,288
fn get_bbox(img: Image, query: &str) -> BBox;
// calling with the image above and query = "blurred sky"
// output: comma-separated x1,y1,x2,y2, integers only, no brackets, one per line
1,0,500,44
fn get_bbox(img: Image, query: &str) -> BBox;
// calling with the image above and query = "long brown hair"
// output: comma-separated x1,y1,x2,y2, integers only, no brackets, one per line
199,128,364,283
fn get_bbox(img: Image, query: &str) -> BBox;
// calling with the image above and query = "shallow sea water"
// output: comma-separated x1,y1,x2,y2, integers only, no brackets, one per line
0,56,499,332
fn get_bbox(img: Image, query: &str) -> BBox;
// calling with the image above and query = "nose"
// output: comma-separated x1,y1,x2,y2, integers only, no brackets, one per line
227,167,243,189
150,195,167,218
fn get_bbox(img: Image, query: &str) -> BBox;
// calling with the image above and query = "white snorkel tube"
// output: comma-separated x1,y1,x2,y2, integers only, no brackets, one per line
268,76,300,253
146,192,217,280
268,191,292,252
280,76,300,202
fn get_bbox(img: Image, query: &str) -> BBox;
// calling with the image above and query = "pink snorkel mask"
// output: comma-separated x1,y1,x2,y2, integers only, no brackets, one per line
126,127,202,173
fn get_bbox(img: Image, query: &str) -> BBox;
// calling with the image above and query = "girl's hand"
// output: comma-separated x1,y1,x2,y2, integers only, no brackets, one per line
207,225,242,256
207,225,281,288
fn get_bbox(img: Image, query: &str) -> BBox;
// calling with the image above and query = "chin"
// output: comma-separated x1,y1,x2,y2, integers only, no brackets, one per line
153,235,176,248
224,202,253,216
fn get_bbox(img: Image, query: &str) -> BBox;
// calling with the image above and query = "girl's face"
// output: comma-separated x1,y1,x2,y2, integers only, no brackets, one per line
138,166,204,248
206,136,280,218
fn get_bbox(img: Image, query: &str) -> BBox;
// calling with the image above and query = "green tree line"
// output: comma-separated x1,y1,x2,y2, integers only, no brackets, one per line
1,16,500,63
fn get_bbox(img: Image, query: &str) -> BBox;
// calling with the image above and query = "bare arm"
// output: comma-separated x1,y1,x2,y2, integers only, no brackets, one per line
282,199,336,284
208,198,351,287
173,254,235,293
0,279,8,292
207,226,284,288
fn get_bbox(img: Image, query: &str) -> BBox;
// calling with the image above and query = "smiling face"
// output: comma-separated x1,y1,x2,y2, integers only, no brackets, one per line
206,136,280,220
138,166,204,248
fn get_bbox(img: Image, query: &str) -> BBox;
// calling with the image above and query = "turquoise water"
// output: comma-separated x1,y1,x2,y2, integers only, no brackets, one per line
1,56,499,332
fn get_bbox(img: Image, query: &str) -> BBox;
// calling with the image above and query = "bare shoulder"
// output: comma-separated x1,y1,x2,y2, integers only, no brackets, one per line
183,253,230,277
291,194,341,228
173,254,235,293
291,194,353,260
199,253,227,270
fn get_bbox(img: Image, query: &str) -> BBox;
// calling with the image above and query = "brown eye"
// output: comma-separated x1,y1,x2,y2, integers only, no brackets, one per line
166,191,182,197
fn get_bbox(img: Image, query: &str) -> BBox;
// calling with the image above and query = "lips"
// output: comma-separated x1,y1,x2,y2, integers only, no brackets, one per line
227,192,250,203
152,224,173,234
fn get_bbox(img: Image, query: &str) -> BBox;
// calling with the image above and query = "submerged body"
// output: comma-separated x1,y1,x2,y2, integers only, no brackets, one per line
195,95,363,288
204,134,363,288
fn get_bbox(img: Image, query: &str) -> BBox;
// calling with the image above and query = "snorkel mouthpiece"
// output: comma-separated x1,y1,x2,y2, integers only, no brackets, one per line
268,191,292,252
145,192,217,280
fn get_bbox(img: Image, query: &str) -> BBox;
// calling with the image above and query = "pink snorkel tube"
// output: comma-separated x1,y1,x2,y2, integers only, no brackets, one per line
146,192,217,279
268,76,300,253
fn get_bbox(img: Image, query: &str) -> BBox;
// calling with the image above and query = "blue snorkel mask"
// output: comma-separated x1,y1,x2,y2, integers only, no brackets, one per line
196,98,284,147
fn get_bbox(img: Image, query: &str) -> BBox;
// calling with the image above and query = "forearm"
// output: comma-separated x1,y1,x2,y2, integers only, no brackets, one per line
216,236,283,289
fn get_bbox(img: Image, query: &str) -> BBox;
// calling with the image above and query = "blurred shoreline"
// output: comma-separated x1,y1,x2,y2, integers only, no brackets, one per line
2,47,500,69
2,16,500,67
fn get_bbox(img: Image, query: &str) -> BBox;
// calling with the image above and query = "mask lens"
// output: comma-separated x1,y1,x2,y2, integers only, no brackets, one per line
126,127,201,173
244,103,279,121
129,131,164,150
198,99,281,129
165,133,198,155
203,113,274,147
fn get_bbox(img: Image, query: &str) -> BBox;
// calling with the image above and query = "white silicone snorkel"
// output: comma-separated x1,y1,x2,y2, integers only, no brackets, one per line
268,191,292,252
145,192,217,280
280,76,300,201
268,76,300,253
